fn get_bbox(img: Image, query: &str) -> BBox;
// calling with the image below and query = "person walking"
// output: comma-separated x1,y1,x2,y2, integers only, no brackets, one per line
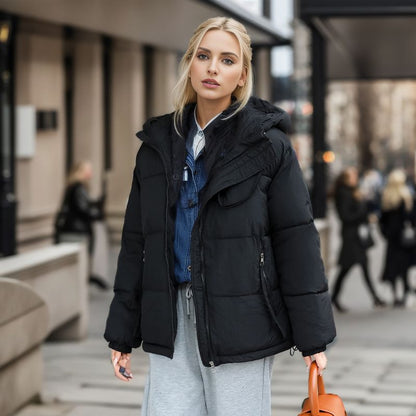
379,169,415,306
55,160,108,289
331,167,385,312
104,17,336,416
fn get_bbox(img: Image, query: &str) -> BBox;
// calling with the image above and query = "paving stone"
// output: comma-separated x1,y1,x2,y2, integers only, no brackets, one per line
326,378,377,390
79,374,147,390
271,383,307,395
326,387,368,402
271,394,303,408
272,373,308,383
383,373,416,384
374,382,416,394
67,404,140,416
13,403,73,416
364,393,416,406
351,404,414,416
50,386,143,407
270,409,296,416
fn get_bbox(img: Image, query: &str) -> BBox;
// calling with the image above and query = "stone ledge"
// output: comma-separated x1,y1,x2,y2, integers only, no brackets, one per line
0,278,49,416
0,243,88,340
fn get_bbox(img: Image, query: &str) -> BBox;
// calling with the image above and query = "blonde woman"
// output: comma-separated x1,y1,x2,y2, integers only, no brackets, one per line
104,17,335,415
55,161,107,288
380,169,414,306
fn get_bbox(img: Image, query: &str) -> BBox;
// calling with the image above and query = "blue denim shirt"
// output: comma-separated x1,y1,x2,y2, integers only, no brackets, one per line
173,121,208,283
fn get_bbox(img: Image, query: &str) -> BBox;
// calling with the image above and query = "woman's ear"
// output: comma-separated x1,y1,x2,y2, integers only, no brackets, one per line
238,67,247,87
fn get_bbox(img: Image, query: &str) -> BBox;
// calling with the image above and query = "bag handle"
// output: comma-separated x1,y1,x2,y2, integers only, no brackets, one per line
308,361,326,416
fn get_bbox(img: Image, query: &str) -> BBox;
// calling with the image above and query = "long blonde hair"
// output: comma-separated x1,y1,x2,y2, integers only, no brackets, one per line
381,169,413,211
67,161,91,187
172,17,253,134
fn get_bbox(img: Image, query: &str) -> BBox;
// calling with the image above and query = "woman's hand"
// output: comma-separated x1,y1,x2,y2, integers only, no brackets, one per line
111,349,133,382
303,352,327,376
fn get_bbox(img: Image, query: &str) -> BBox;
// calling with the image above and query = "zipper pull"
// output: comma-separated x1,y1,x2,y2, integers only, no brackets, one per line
260,252,265,266
209,361,215,368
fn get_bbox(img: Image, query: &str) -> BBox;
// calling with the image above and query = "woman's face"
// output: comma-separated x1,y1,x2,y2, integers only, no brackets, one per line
189,29,246,109
82,163,92,182
345,168,358,186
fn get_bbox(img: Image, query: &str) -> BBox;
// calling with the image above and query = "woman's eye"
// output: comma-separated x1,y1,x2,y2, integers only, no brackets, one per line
223,58,234,65
197,53,209,60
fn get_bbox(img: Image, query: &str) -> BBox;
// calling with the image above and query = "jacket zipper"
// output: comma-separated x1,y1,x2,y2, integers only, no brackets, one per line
199,221,216,367
259,249,283,333
144,133,214,365
143,137,176,350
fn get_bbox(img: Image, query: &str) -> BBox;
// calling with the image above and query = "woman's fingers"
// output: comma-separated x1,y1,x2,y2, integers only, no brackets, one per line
119,354,133,378
111,350,133,382
303,355,312,369
313,352,327,376
303,352,327,376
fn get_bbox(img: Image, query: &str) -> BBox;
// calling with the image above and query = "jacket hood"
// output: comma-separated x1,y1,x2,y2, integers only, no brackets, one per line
239,96,291,137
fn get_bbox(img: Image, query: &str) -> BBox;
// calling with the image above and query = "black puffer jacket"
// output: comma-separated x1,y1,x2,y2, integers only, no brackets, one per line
334,184,369,268
104,97,336,367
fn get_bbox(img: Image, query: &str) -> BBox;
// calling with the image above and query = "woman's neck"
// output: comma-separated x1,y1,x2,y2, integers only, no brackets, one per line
195,97,231,129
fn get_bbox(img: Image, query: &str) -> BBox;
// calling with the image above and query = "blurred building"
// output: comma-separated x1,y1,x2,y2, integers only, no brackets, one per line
298,0,416,217
327,80,416,179
0,0,290,256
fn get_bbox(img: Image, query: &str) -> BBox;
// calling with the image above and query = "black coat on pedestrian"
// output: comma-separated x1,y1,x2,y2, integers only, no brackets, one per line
104,97,336,367
54,182,103,251
334,184,369,269
380,201,413,283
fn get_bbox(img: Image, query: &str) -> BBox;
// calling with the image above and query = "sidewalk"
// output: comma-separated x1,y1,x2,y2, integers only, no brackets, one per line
13,211,416,416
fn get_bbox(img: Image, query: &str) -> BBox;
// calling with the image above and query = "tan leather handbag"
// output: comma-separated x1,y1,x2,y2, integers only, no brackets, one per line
298,362,347,416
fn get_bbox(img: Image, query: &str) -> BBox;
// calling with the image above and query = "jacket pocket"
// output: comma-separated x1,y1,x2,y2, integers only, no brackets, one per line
259,250,286,337
217,173,261,208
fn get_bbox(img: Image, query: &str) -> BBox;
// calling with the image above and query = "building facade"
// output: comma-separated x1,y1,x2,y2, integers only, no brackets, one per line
0,0,289,256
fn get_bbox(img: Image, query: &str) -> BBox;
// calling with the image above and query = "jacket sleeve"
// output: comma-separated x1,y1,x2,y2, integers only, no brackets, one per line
104,153,144,353
267,134,336,356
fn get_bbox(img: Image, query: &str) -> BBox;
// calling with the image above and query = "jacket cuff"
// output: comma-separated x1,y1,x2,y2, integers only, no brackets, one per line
301,345,326,357
108,341,132,354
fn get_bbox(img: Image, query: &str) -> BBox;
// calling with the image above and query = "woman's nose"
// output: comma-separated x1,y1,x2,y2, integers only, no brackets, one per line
208,59,218,75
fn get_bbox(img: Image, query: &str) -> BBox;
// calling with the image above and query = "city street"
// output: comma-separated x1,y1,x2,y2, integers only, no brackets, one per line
14,209,416,416
2,1,416,415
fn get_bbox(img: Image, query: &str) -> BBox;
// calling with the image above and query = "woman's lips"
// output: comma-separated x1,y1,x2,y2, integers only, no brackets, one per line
202,79,220,88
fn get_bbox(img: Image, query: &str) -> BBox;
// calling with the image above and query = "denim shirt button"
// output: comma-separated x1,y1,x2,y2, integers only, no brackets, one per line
187,265,192,271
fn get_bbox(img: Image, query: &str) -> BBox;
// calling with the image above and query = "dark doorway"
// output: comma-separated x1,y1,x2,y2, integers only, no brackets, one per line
0,13,16,257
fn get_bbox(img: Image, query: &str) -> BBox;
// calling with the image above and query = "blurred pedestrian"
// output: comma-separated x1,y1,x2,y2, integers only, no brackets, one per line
55,160,108,289
360,168,384,217
104,17,335,416
331,167,385,312
379,169,414,306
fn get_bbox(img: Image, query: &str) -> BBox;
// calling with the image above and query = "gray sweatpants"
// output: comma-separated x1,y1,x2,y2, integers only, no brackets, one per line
141,283,274,416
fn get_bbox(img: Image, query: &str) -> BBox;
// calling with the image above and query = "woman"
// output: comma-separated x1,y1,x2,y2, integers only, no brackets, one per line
332,167,384,312
104,17,336,415
380,169,414,306
55,161,107,288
